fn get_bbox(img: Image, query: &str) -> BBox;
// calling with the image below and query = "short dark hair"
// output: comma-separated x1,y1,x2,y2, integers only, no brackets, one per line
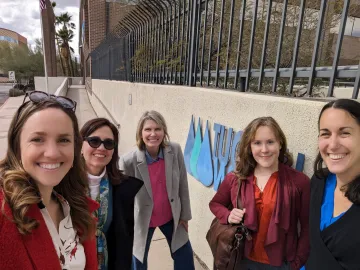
80,118,124,185
314,99,360,204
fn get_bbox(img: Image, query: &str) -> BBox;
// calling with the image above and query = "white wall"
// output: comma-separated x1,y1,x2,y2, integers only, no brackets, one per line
34,77,68,95
88,80,329,268
70,77,83,85
54,78,69,97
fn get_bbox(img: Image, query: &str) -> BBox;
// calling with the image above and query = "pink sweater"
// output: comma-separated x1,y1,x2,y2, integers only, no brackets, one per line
147,159,173,227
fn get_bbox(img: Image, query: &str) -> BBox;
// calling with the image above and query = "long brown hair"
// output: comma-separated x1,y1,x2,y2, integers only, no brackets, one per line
80,118,124,185
0,100,96,240
235,116,293,179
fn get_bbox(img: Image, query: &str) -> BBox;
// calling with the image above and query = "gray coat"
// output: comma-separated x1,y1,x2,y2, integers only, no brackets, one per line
119,142,192,263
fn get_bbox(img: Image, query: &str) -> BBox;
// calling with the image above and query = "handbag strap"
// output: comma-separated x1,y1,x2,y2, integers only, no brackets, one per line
235,179,242,209
234,177,252,241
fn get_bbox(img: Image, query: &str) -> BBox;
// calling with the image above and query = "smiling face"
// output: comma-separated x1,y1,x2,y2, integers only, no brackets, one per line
141,120,165,153
318,108,360,180
251,126,281,172
82,125,114,176
20,108,74,193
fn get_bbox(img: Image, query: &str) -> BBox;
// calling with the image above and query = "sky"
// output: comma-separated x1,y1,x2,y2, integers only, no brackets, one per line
0,0,80,57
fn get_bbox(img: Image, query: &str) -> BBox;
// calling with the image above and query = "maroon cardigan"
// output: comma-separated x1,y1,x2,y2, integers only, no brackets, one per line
209,163,310,270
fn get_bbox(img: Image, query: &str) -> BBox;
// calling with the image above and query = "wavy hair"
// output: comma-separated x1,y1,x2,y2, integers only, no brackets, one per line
80,117,125,185
314,99,360,204
136,110,170,150
0,99,96,240
235,116,293,179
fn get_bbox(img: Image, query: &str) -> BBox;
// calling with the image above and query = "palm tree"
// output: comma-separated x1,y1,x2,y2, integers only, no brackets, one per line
55,12,76,76
57,28,74,76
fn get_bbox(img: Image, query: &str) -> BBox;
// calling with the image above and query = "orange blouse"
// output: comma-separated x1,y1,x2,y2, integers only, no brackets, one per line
248,172,278,264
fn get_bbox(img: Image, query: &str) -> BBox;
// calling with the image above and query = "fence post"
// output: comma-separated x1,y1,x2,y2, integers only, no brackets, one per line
188,0,200,86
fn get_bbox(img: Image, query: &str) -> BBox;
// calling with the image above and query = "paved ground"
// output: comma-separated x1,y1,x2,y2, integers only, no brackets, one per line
0,96,23,158
0,84,11,107
0,86,206,270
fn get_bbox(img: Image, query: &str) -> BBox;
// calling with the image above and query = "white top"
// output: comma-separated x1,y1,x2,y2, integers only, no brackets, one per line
40,193,86,270
87,168,106,200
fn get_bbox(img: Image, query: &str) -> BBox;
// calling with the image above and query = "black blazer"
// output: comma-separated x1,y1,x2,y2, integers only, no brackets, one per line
306,172,360,270
107,176,143,270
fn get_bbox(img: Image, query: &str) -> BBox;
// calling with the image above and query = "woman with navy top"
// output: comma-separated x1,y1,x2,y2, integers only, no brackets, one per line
120,110,195,270
81,118,143,270
305,99,360,269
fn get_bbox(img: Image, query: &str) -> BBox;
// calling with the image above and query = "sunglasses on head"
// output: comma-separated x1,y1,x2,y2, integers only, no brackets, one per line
22,91,77,112
84,136,116,150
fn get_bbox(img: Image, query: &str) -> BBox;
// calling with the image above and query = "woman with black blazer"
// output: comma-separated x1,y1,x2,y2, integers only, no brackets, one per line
81,118,143,270
305,99,360,270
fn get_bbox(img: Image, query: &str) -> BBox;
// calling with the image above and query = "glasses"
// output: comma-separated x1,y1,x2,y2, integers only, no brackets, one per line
22,91,77,112
84,136,116,150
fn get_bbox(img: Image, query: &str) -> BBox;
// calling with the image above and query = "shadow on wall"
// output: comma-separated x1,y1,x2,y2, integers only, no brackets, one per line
184,116,306,191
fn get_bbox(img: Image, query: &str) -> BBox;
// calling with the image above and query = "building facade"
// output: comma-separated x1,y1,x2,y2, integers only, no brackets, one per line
0,28,28,80
0,28,27,47
79,0,134,83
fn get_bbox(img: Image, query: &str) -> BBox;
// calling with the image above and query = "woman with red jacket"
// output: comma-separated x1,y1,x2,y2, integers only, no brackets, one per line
0,92,98,269
209,116,310,270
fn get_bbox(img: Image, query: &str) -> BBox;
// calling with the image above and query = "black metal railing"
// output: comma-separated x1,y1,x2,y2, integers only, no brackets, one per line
91,0,360,98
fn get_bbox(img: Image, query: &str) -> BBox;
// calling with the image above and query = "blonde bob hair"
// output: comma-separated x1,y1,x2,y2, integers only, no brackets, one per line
136,110,170,150
235,116,293,179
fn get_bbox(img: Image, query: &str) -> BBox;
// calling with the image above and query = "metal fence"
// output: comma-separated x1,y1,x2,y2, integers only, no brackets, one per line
91,37,131,81
91,0,360,98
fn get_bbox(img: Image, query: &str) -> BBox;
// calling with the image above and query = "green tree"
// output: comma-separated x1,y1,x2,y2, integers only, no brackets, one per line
0,40,45,82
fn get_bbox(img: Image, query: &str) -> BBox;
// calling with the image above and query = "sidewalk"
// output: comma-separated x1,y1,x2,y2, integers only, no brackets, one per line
66,85,98,127
0,96,23,158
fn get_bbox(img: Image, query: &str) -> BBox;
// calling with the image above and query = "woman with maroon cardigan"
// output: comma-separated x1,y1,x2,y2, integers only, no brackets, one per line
209,117,310,270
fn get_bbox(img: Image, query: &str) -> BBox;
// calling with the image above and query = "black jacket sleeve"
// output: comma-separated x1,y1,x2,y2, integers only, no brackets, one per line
107,176,143,270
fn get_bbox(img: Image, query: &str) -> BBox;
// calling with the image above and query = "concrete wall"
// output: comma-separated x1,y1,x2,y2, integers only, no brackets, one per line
70,77,83,85
88,80,328,268
54,78,69,97
35,77,68,94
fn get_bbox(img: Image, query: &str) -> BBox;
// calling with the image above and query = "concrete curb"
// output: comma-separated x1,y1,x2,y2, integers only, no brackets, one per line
0,97,10,111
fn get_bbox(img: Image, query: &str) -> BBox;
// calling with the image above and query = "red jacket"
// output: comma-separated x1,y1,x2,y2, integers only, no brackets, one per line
0,191,99,270
209,163,310,270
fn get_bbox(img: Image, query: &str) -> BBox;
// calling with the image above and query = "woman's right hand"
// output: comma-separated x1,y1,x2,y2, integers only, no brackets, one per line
227,208,246,224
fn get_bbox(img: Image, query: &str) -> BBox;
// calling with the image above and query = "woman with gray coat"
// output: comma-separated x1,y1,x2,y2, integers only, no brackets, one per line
120,110,195,270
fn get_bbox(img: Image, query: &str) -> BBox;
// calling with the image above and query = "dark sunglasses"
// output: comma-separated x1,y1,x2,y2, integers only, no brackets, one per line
22,91,77,112
84,136,116,150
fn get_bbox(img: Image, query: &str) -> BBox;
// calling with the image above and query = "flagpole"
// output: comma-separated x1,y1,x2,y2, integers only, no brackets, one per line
39,0,49,93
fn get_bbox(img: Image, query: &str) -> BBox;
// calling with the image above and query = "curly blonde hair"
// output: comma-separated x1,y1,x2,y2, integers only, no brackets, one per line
0,100,96,240
235,116,293,180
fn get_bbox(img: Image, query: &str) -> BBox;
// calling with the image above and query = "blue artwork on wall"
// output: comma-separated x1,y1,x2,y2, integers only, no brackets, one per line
196,121,213,186
184,116,195,176
184,116,306,191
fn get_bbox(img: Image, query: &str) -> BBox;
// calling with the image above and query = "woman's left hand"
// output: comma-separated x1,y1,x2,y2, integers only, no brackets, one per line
179,220,188,232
